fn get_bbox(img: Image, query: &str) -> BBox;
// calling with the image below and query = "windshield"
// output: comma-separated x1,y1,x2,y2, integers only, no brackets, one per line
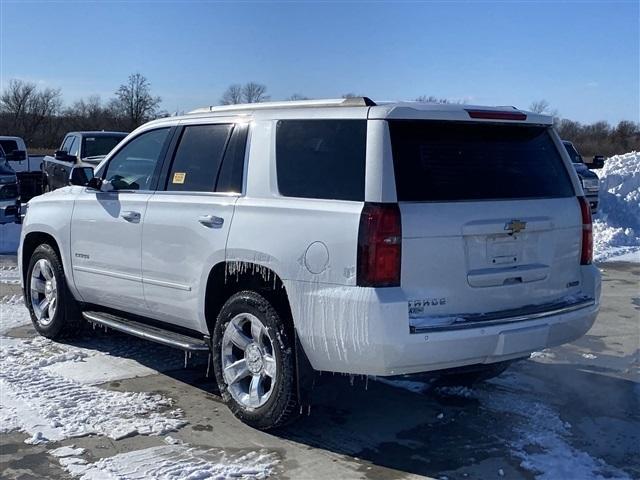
389,121,575,201
0,148,15,175
82,135,126,158
0,140,18,156
563,142,583,163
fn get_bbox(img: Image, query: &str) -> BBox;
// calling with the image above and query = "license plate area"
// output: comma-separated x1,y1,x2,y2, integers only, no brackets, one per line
486,234,523,266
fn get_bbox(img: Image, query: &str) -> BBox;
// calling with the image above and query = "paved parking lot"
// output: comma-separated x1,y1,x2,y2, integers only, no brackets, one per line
1,259,638,479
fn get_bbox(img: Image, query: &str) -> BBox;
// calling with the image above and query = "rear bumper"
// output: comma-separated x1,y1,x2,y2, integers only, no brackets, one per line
290,265,601,376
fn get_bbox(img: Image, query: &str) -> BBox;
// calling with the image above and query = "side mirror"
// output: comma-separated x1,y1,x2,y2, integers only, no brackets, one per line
87,176,103,190
54,150,67,160
7,150,26,161
69,166,95,186
589,155,605,169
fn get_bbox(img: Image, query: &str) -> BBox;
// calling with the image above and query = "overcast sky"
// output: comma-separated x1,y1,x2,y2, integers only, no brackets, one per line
2,0,638,124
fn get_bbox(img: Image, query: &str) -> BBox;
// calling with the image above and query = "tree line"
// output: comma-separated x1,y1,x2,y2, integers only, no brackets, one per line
1,74,638,157
0,74,162,150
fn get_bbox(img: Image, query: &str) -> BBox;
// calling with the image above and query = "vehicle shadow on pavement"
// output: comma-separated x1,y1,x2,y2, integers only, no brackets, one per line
27,327,639,480
271,361,639,479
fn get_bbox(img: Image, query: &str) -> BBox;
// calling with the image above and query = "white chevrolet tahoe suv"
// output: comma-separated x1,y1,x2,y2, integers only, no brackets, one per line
19,98,601,429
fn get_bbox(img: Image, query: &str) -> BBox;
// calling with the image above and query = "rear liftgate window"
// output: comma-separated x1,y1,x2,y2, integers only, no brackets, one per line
276,120,367,201
389,121,575,202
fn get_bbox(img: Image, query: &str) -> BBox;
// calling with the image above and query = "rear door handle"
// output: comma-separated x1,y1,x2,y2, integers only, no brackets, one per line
121,211,141,222
198,215,224,228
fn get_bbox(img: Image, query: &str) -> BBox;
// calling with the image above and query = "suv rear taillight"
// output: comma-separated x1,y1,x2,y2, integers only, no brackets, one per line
578,196,593,265
357,203,401,287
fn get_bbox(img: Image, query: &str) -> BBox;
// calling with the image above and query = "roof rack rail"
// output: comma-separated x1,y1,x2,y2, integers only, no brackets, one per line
188,97,376,114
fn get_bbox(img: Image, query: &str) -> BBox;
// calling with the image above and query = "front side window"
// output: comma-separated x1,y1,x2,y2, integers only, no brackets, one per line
104,128,170,191
276,120,367,201
166,124,232,192
60,136,74,153
0,140,18,155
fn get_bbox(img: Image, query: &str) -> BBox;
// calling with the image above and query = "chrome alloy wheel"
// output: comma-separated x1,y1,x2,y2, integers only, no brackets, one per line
30,258,57,326
221,313,277,409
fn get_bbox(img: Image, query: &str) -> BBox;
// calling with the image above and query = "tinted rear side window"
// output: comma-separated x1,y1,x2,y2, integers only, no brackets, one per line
216,124,248,193
167,124,233,192
276,120,366,201
389,121,575,202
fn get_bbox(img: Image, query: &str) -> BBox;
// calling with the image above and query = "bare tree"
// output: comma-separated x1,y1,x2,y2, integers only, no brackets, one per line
65,95,120,131
341,93,358,99
288,94,310,101
242,82,269,103
415,95,452,104
0,79,62,144
529,99,559,116
220,82,270,105
220,84,244,105
111,73,161,129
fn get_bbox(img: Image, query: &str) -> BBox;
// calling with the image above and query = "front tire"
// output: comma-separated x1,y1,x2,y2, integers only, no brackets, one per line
212,291,299,430
25,244,82,339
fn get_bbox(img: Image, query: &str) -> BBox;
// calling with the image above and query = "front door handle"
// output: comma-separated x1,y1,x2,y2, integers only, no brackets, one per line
198,215,224,228
121,211,141,222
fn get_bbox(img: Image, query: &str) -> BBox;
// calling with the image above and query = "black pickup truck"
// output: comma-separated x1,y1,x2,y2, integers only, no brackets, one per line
562,140,604,215
42,131,127,191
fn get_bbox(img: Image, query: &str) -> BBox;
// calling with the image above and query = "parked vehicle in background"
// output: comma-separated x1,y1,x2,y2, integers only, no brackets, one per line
42,131,127,191
562,140,602,214
19,98,601,430
0,146,19,223
0,136,42,202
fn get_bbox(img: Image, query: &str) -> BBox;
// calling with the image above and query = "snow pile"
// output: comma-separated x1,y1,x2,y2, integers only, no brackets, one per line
0,335,186,443
55,445,279,479
593,151,640,262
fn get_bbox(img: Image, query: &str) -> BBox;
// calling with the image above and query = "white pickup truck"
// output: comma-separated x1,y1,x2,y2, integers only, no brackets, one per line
19,98,601,430
0,136,43,203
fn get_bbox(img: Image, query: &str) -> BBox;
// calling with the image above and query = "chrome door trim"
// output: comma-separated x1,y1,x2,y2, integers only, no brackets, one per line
73,265,142,283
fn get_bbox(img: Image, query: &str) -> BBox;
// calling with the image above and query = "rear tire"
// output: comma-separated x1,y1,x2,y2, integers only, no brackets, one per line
212,290,299,430
25,244,83,339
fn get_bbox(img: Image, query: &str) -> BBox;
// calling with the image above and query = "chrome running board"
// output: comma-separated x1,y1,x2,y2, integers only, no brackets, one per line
83,311,210,352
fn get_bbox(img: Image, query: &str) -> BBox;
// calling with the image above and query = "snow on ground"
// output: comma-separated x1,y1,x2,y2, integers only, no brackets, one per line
0,264,20,283
0,295,30,334
0,335,186,443
384,376,632,480
593,151,640,263
54,445,279,479
0,294,191,444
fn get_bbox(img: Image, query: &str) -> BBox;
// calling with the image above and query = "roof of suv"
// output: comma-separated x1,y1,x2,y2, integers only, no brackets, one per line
143,97,553,129
67,131,129,137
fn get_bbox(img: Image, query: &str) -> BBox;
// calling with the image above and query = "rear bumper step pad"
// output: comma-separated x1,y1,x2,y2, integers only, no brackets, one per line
410,297,596,333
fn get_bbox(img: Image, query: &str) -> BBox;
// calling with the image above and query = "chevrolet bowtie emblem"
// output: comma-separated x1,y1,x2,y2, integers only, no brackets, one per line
505,219,527,234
